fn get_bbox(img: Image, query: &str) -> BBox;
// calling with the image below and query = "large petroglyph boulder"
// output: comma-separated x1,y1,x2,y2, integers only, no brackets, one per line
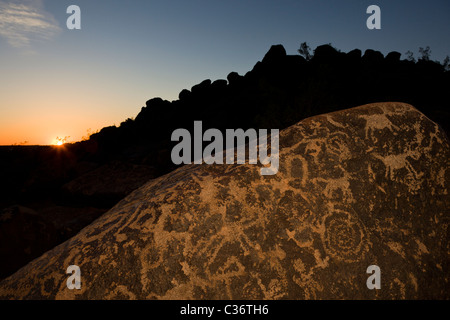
0,102,448,299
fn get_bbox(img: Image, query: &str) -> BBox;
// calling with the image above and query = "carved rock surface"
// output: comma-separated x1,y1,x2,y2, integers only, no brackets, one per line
0,102,448,299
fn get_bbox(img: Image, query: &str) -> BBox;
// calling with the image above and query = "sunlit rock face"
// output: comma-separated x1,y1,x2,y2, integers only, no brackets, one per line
0,102,448,300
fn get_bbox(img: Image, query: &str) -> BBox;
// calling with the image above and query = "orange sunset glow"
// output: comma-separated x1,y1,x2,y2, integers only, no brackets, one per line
52,136,68,146
0,80,149,146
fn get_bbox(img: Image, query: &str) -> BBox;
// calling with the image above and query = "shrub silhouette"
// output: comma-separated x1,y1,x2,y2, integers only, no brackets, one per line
405,50,416,62
443,56,450,71
419,46,431,61
298,42,312,61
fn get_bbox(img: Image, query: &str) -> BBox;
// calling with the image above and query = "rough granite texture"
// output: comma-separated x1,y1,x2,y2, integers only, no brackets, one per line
0,102,448,299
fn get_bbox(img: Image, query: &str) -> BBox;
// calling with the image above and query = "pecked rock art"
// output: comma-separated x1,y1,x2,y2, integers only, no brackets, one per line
0,102,448,299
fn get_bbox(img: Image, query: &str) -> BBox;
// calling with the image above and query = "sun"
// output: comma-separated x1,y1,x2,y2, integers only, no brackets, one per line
53,136,70,146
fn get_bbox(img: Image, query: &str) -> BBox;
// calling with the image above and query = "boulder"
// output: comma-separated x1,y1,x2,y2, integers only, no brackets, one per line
145,97,165,108
211,79,228,89
261,44,286,64
62,160,155,206
0,204,107,281
0,102,448,299
345,49,362,65
227,72,242,86
135,98,171,124
362,49,384,65
385,51,402,63
178,89,191,101
191,79,212,95
312,44,342,62
347,49,362,60
37,206,108,240
0,206,59,280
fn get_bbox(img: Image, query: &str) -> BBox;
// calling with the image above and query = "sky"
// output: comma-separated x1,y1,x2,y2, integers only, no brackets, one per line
0,0,449,145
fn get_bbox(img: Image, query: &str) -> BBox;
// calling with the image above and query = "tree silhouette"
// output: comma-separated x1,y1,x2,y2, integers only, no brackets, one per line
81,128,99,141
405,50,415,62
443,55,450,71
418,46,431,61
298,42,312,60
55,136,70,145
12,141,28,146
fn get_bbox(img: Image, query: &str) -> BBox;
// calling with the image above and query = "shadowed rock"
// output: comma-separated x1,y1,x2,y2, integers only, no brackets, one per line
312,44,342,63
178,89,191,101
0,102,448,300
385,51,402,63
191,79,212,95
262,44,286,63
362,49,384,65
347,49,362,60
62,160,156,207
227,71,242,86
0,206,59,280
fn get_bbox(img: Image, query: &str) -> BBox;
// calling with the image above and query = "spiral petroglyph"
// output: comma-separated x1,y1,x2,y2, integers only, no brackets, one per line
322,209,366,262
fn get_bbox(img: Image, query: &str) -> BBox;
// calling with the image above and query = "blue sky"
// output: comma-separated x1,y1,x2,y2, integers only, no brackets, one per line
1,0,449,145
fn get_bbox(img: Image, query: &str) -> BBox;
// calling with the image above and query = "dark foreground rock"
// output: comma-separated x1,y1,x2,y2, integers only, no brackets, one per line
62,160,156,206
0,205,107,281
0,102,448,299
0,206,59,280
37,206,108,240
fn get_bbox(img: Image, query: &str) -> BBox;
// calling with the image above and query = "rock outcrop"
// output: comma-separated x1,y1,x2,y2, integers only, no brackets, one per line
0,102,448,299
0,206,59,280
62,161,156,206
